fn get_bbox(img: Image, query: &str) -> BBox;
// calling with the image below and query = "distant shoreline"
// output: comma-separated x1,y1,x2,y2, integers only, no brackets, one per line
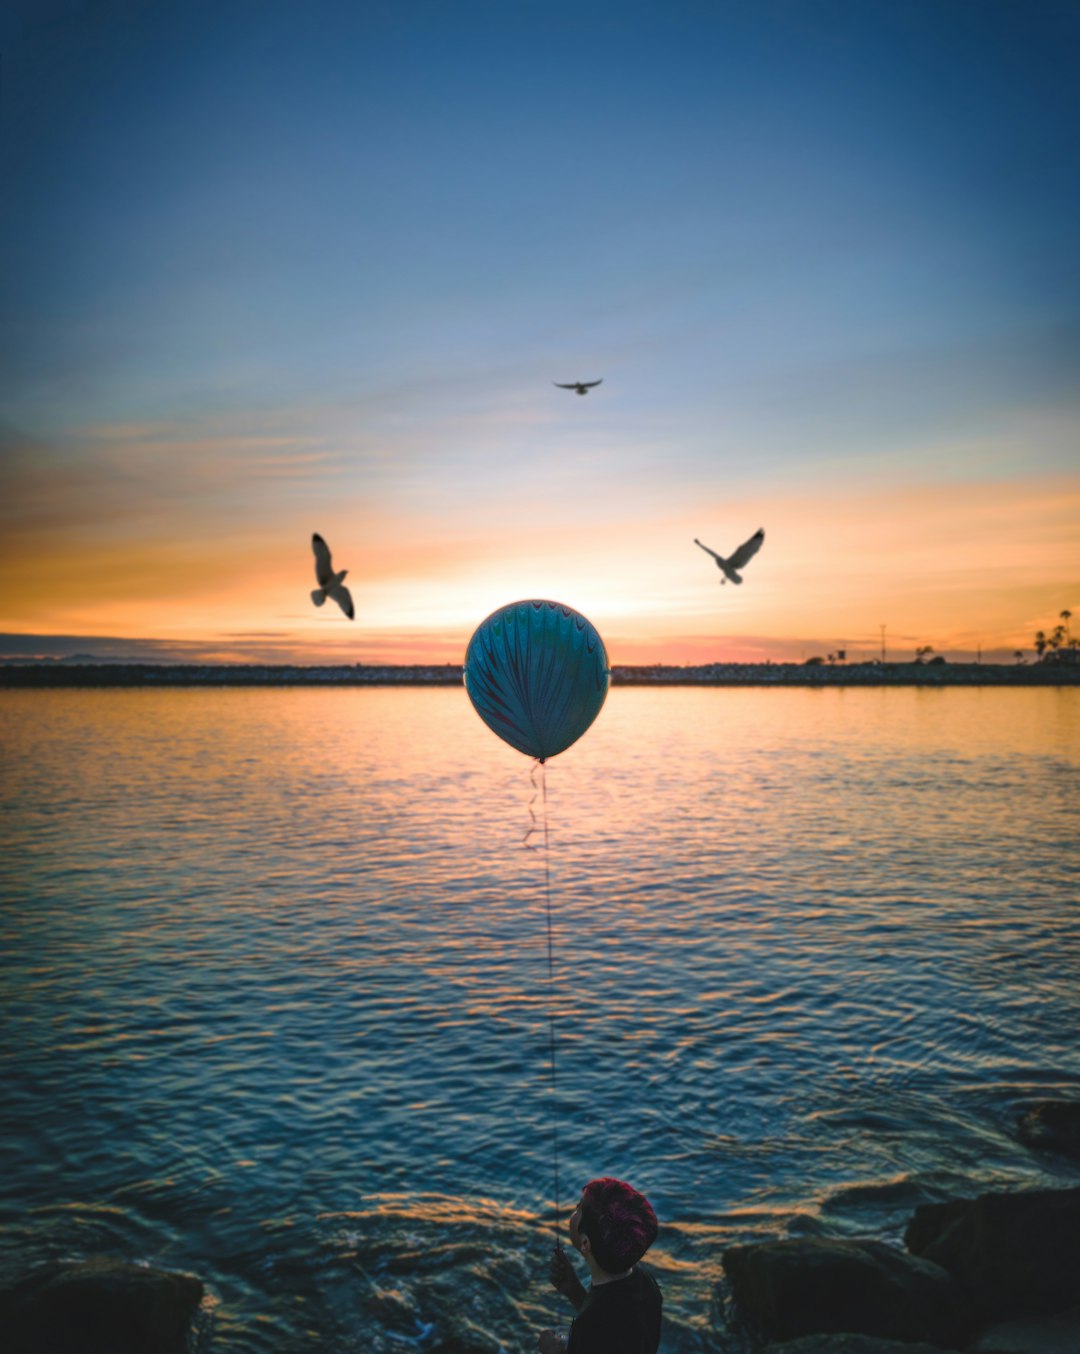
1,662,1077,687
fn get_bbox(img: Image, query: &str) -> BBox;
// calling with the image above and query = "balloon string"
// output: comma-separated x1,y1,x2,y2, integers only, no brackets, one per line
542,763,561,1254
523,760,541,852
524,760,561,1254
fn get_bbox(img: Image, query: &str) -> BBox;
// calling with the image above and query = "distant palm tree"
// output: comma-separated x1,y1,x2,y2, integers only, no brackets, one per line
1013,650,1025,664
915,644,934,663
1061,609,1073,643
1035,630,1048,660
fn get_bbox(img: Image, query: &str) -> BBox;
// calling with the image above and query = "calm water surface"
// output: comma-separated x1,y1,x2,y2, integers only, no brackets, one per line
1,687,1079,1352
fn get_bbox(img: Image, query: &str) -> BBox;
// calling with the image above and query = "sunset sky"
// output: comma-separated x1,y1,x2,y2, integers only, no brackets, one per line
2,0,1077,664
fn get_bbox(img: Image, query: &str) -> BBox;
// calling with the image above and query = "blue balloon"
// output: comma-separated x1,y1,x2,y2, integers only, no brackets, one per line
464,600,610,762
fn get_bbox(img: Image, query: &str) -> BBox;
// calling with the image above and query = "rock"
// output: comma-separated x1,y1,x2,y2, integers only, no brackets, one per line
967,1305,1080,1354
0,1257,203,1354
429,1342,498,1354
1016,1102,1080,1160
764,1338,949,1354
722,1238,971,1347
904,1187,1080,1322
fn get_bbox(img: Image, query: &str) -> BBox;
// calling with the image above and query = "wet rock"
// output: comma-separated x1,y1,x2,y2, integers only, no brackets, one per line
1016,1102,1080,1161
968,1305,1080,1354
764,1337,949,1354
368,1285,419,1331
0,1257,203,1354
904,1187,1080,1322
722,1238,970,1347
429,1341,498,1354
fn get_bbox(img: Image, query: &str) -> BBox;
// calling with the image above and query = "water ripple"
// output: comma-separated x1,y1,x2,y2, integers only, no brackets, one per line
1,687,1079,1352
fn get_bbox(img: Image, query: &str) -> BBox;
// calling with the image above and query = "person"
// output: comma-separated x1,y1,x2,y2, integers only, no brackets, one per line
537,1178,662,1354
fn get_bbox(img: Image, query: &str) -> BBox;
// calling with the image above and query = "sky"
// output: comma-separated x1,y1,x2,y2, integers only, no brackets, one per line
2,0,1078,664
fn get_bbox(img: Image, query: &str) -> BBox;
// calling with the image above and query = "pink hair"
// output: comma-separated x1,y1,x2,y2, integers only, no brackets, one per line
580,1177,658,1271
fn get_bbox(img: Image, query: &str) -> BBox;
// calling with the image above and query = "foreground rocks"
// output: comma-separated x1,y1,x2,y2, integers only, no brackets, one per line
0,1257,203,1354
968,1305,1080,1354
6,1185,1079,1351
1016,1101,1080,1161
764,1338,951,1354
723,1186,1080,1351
723,1238,971,1347
904,1187,1080,1323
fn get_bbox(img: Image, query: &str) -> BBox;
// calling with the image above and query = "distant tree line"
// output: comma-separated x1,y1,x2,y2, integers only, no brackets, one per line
1017,609,1077,664
809,612,1077,669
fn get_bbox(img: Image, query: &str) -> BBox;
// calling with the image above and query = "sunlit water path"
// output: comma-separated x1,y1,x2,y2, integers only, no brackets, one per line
1,688,1078,1352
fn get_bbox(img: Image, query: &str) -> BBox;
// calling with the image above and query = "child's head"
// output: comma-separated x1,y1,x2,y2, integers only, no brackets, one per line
575,1178,658,1273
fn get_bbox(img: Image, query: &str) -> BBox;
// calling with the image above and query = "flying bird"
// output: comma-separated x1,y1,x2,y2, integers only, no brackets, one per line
553,379,602,396
311,533,354,619
694,529,765,585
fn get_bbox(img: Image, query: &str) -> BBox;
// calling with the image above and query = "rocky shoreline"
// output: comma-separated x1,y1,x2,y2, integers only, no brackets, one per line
722,1099,1080,1353
4,1102,1078,1354
1,661,1077,688
725,1182,1080,1353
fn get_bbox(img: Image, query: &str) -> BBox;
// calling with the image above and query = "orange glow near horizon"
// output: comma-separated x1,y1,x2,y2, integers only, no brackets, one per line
2,460,1076,665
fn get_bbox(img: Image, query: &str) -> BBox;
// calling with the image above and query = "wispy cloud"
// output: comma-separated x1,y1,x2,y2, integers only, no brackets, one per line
3,392,1076,661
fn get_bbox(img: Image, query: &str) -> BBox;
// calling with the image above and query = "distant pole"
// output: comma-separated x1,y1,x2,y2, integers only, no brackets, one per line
977,642,982,664
879,624,886,663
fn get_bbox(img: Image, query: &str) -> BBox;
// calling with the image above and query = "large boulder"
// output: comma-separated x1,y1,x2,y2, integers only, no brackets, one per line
722,1238,970,1347
0,1257,203,1354
904,1187,1080,1322
1016,1102,1080,1161
969,1305,1080,1354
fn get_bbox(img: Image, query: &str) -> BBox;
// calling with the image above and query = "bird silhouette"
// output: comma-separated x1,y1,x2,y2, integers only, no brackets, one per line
311,533,354,619
694,529,765,585
553,379,602,396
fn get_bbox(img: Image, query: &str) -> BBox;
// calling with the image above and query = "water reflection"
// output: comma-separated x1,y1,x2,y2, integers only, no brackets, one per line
1,687,1078,1352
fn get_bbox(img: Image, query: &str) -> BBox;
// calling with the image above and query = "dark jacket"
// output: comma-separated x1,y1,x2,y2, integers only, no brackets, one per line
566,1268,662,1354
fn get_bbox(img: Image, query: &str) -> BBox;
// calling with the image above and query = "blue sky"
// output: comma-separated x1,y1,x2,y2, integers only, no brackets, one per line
2,0,1077,662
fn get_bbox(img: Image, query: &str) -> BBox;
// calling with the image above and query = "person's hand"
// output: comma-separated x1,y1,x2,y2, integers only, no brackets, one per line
537,1330,566,1354
549,1243,587,1311
549,1243,575,1295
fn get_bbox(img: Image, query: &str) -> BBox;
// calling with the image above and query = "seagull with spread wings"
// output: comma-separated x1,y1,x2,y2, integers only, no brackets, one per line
694,529,765,585
553,379,602,395
311,533,355,619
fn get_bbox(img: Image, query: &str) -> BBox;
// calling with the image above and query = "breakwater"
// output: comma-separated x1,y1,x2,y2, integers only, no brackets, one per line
0,661,1076,687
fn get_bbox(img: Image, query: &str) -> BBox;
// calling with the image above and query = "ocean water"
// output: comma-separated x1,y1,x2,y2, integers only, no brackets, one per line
1,686,1078,1352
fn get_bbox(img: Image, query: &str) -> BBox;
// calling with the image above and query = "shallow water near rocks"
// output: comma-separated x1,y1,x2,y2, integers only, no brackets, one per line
1,687,1079,1352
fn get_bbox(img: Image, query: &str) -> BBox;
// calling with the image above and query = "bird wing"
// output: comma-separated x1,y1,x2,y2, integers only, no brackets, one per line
726,528,765,569
694,538,721,561
581,379,602,388
328,584,354,620
312,533,334,586
553,382,578,388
